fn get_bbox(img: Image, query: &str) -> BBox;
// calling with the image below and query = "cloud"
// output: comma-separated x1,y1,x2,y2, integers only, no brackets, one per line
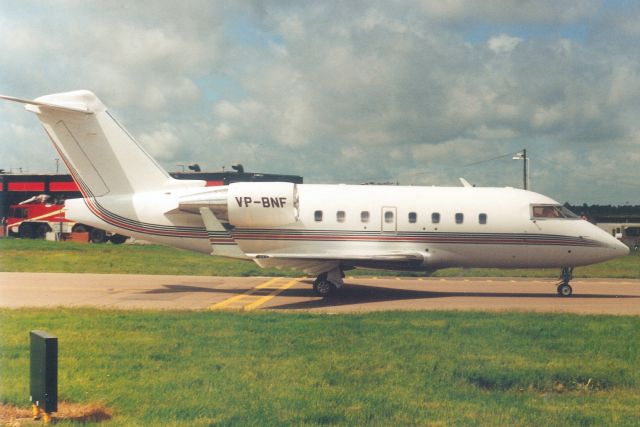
487,34,523,53
138,123,182,161
0,1,639,203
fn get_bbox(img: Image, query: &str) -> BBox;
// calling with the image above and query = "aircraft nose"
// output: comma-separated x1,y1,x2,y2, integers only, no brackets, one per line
615,238,630,256
605,233,630,256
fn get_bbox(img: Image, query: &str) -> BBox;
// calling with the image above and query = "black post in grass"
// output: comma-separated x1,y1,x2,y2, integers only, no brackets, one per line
30,330,57,424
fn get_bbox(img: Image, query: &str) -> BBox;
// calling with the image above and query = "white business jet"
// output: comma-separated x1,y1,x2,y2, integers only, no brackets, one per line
1,91,629,297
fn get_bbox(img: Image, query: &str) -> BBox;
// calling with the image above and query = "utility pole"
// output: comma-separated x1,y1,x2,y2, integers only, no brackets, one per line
55,158,60,174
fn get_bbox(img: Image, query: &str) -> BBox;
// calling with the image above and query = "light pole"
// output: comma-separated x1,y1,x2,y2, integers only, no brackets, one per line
512,149,530,190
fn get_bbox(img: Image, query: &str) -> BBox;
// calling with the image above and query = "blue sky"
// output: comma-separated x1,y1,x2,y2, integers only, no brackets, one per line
1,0,639,204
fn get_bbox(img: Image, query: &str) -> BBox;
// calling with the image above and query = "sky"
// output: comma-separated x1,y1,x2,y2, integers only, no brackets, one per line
1,0,639,204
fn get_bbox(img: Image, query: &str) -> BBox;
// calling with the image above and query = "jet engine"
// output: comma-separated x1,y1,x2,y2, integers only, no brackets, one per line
178,182,299,227
227,182,299,227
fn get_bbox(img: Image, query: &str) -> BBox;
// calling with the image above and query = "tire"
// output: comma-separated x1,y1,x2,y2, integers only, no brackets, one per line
18,223,34,239
35,223,50,239
557,283,572,297
313,278,337,297
109,234,128,244
89,228,107,243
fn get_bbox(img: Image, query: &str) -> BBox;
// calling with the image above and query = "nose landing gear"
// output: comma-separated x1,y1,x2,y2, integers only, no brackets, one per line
556,267,574,297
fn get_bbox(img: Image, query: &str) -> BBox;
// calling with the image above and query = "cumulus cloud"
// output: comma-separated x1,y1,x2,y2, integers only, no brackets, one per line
0,0,639,203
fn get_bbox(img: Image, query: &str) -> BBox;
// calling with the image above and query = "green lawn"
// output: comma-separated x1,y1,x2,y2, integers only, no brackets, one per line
1,237,638,278
1,309,639,426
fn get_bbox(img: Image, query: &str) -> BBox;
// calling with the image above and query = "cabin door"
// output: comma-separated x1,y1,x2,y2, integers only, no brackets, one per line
381,206,397,233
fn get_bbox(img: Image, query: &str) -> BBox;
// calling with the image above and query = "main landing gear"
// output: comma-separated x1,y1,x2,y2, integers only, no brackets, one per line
556,267,574,297
312,268,345,298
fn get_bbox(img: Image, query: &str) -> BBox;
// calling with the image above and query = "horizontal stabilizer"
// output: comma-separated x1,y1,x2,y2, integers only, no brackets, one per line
0,93,94,114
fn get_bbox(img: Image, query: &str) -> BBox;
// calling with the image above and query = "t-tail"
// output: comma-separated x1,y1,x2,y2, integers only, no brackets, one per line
0,90,188,196
0,90,215,253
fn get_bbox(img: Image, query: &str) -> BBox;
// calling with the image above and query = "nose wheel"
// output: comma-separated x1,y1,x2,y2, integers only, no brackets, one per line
556,267,574,297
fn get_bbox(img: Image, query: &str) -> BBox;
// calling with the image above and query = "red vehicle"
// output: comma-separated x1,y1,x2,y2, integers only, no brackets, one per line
7,194,128,243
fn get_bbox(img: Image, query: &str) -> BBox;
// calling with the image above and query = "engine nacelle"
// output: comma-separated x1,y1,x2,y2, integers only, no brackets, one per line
227,182,299,227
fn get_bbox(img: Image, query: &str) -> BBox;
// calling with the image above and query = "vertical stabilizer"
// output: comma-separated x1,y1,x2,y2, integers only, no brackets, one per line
3,90,181,196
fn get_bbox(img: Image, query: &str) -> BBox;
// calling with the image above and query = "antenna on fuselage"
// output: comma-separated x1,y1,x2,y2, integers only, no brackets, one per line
459,177,473,188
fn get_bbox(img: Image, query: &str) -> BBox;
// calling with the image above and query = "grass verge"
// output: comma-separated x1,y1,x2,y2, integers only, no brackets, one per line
1,237,638,278
1,309,639,426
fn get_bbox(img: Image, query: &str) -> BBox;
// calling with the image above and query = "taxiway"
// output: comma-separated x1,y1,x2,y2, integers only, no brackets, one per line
1,272,639,314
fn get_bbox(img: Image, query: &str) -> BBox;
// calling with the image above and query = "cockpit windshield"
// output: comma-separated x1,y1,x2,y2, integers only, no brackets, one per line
531,205,579,219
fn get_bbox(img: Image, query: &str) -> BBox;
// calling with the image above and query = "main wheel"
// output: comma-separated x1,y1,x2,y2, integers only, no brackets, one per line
557,283,572,297
18,223,34,239
109,234,128,244
313,279,337,297
89,228,107,243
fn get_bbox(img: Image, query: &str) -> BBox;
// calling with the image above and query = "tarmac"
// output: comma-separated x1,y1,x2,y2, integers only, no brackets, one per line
1,272,639,315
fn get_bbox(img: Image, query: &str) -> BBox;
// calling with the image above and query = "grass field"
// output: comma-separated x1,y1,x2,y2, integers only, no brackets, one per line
1,238,639,278
1,309,639,426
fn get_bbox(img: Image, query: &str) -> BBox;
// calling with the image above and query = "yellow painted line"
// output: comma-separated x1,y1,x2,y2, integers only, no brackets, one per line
209,277,281,310
244,278,300,311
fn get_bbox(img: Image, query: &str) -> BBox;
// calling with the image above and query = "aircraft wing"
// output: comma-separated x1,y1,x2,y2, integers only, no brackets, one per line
249,252,424,262
248,252,426,275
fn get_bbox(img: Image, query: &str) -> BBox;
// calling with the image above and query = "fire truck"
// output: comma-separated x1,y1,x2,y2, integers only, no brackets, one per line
7,194,128,243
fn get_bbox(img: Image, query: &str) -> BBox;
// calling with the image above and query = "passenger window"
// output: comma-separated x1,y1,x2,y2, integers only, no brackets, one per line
314,210,323,222
384,211,394,223
408,212,417,223
361,211,370,223
479,213,487,224
455,213,464,224
431,212,440,224
336,211,345,222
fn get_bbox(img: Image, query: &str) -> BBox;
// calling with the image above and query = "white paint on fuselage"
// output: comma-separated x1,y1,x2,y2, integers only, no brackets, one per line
232,185,627,269
66,184,628,271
